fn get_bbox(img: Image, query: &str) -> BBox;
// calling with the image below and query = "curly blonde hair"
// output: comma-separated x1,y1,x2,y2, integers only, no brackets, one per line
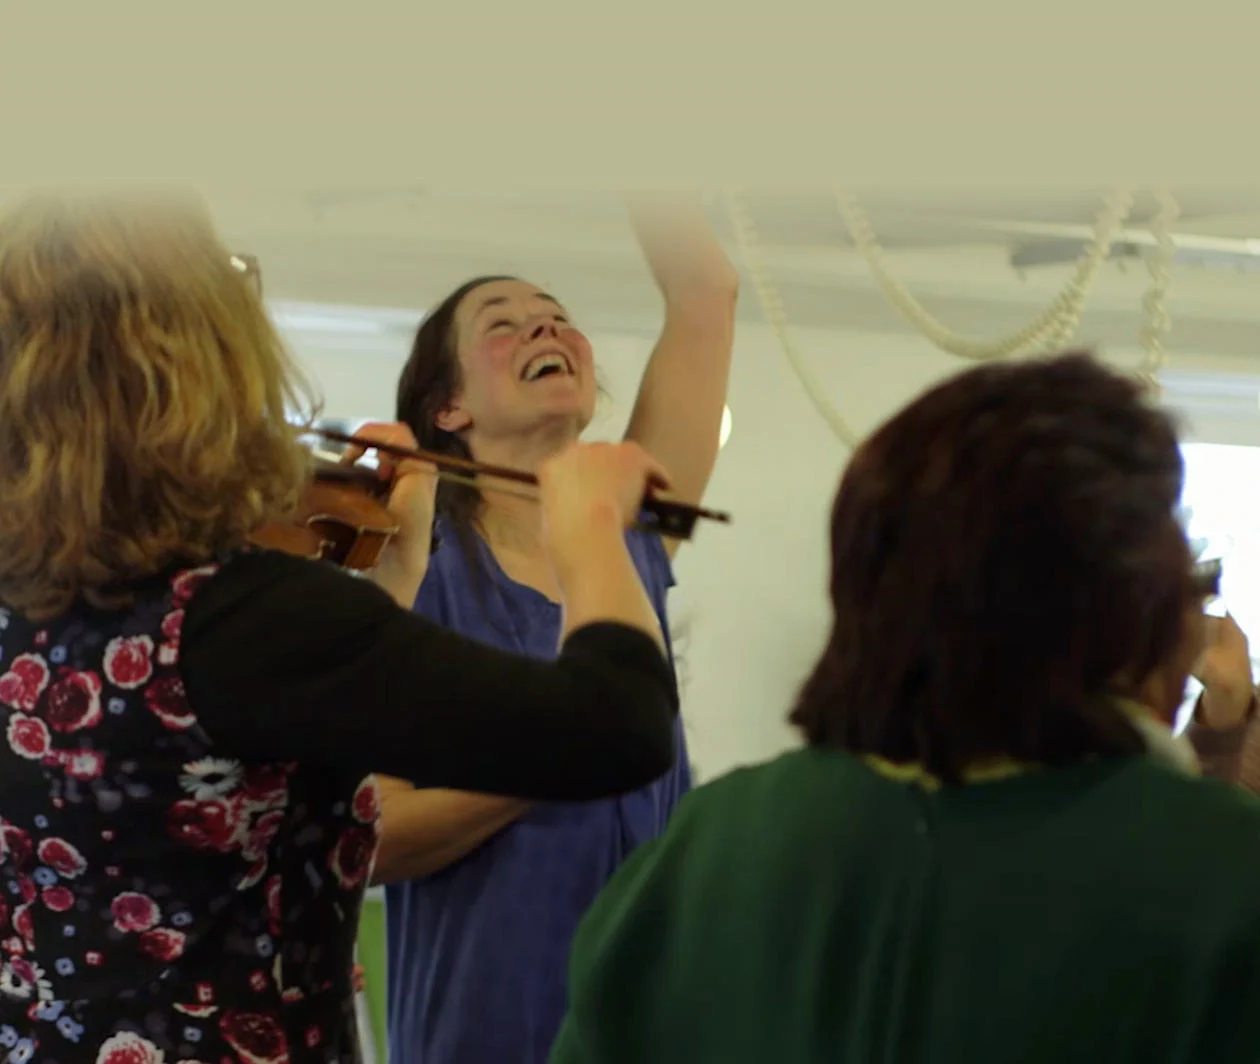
0,189,319,621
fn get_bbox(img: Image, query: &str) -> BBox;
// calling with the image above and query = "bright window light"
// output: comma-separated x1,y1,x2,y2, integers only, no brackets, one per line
1175,442,1260,730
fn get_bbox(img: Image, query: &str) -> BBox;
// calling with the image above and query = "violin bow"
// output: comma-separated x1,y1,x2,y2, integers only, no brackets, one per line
311,428,732,542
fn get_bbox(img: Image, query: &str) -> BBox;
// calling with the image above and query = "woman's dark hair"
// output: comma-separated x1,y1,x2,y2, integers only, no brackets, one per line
395,276,518,576
396,275,612,584
790,352,1197,783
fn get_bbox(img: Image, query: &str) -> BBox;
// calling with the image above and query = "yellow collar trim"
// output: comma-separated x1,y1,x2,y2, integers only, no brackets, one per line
858,698,1188,790
860,754,1029,792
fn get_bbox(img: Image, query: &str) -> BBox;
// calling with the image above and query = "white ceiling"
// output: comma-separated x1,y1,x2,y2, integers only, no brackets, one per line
140,184,1260,367
9,183,1260,359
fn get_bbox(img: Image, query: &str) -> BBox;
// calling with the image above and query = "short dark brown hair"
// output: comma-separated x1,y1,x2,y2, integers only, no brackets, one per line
790,353,1196,782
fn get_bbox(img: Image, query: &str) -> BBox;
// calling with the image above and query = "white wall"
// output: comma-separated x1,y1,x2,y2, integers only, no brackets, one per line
280,314,1260,782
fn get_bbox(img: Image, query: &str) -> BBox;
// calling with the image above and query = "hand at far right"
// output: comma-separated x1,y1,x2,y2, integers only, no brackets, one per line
1194,613,1257,730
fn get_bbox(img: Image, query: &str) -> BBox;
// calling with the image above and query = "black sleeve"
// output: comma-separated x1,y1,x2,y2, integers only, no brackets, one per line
178,550,679,800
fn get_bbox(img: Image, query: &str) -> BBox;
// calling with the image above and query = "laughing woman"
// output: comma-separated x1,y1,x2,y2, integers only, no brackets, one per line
376,197,738,1064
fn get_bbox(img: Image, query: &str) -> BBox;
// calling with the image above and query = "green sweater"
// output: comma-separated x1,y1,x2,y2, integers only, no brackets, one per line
550,748,1260,1063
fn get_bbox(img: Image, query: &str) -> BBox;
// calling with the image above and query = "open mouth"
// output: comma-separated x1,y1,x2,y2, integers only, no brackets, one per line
521,352,574,382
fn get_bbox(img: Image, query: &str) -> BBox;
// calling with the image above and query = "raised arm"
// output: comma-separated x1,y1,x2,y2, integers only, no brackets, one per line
623,196,739,559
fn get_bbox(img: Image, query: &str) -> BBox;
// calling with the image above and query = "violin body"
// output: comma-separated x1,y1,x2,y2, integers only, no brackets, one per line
250,458,400,571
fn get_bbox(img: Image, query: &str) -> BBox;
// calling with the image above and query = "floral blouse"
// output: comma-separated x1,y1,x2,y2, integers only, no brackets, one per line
0,561,379,1064
0,546,678,1064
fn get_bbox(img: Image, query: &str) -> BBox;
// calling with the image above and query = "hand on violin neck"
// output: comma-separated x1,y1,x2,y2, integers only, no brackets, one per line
345,421,438,608
538,440,672,655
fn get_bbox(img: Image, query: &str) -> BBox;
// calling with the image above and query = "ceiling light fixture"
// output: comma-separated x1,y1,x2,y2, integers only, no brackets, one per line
267,301,423,338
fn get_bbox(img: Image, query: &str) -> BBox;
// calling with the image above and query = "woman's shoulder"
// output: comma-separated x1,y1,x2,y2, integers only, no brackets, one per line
1075,762,1260,936
1130,759,1260,845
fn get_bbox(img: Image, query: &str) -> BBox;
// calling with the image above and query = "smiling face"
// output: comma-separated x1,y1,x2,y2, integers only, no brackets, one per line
435,279,597,445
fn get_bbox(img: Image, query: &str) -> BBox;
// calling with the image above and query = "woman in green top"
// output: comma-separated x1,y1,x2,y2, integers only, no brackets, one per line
550,352,1260,1064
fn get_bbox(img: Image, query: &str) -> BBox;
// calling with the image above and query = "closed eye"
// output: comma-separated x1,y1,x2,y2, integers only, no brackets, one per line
486,312,570,332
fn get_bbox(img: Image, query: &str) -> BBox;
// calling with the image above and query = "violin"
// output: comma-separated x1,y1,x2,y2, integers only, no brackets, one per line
248,449,400,569
249,428,732,572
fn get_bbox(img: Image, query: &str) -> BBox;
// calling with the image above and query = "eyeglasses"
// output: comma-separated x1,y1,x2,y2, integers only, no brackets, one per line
229,253,262,296
1192,557,1222,600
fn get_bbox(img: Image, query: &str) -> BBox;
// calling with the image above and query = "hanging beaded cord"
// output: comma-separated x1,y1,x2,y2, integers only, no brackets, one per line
724,190,1180,448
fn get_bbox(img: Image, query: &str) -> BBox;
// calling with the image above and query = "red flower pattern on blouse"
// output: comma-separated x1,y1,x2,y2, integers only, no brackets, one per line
103,635,155,690
43,669,103,733
57,746,107,780
111,891,161,933
0,558,382,1062
145,675,196,730
138,926,187,961
37,837,87,877
97,1031,165,1064
12,903,33,943
6,713,49,759
0,821,33,868
41,885,73,911
351,776,381,824
329,825,376,890
243,765,290,809
0,653,49,712
221,1010,292,1064
166,796,248,853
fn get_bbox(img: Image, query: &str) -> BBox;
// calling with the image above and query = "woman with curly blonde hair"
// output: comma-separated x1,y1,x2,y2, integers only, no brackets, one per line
0,190,682,1064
